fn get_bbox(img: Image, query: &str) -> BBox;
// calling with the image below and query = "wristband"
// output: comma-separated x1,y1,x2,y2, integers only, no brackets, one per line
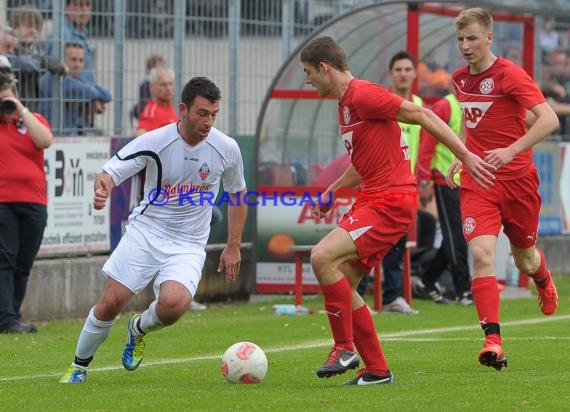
19,107,30,117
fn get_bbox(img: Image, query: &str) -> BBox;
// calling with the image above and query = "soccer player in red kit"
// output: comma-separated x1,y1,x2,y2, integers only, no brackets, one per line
447,8,560,371
300,36,495,385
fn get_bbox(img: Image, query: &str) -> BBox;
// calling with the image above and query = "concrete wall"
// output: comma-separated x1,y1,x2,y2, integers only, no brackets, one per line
22,244,253,322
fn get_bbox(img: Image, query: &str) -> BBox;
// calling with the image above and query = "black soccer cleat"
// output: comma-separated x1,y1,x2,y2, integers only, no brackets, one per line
316,347,360,378
345,369,394,386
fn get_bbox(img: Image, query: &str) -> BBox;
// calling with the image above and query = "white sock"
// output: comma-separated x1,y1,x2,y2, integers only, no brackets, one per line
138,300,165,334
75,307,116,360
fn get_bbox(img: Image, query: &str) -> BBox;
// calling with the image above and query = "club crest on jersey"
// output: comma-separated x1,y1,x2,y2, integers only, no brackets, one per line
343,106,350,125
198,163,210,181
463,217,476,236
479,78,494,95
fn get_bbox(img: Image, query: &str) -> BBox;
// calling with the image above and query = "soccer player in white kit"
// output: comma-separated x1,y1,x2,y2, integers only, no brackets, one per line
60,77,248,383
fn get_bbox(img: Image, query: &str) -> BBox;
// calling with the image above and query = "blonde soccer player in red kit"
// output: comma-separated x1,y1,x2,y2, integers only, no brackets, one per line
448,8,560,371
300,36,495,385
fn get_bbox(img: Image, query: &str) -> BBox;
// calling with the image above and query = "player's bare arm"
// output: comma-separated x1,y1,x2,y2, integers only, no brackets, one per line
397,100,496,188
219,189,248,283
484,101,559,169
93,172,116,210
311,164,360,219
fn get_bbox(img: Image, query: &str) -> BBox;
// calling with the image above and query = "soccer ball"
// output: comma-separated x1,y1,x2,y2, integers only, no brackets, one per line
220,341,268,384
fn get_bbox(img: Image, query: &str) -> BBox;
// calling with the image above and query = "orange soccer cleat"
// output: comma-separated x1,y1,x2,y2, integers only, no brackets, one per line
478,343,507,371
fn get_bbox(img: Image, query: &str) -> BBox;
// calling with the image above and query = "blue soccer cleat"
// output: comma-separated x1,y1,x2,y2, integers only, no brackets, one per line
59,364,88,383
122,314,146,371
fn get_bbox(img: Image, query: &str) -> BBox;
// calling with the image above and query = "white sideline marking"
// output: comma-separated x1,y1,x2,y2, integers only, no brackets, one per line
2,314,569,382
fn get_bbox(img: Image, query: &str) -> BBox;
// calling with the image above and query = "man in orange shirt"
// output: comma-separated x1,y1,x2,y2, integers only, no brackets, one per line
135,67,177,136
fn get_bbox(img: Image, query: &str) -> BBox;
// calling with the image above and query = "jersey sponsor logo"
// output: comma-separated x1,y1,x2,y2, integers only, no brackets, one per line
461,102,493,128
479,78,494,94
184,156,199,161
198,162,210,181
463,216,476,235
341,131,353,157
343,105,350,125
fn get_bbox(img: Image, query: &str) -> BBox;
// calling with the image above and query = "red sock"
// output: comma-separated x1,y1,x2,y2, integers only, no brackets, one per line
321,277,353,351
471,276,501,345
352,305,388,375
531,249,550,286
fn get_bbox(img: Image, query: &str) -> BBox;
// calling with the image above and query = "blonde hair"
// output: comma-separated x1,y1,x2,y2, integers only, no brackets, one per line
0,71,18,94
455,7,493,32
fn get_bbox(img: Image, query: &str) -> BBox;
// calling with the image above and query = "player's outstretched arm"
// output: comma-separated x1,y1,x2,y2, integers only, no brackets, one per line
219,189,248,283
397,100,496,188
93,172,116,210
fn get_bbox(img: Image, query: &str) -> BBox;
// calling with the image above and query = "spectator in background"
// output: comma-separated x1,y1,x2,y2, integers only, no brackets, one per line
135,67,177,136
417,59,452,98
0,27,18,55
2,27,60,107
48,0,95,83
502,45,522,67
540,17,560,60
0,70,53,333
543,48,570,138
130,54,166,122
39,42,111,136
9,5,67,113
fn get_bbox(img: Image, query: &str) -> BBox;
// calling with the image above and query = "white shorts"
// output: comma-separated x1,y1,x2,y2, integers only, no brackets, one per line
102,224,206,297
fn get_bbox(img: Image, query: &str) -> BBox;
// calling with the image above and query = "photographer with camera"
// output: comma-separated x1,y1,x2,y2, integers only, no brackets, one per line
0,70,53,333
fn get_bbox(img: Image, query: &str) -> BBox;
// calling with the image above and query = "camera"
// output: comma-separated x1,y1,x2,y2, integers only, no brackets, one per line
0,99,17,114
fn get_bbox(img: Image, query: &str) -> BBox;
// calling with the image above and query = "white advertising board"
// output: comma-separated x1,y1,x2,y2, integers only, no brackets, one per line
38,137,110,256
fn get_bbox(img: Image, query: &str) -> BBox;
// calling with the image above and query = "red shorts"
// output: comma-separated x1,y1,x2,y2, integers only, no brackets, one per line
339,198,414,274
459,168,541,248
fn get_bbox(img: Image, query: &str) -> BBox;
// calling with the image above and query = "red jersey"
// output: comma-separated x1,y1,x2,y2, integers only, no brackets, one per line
0,113,50,205
338,78,416,193
452,57,545,179
137,100,178,132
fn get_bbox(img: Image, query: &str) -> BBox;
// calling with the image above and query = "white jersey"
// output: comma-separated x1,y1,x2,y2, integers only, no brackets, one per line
103,123,246,246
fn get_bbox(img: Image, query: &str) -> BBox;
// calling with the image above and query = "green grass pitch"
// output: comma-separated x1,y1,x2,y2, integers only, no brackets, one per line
1,277,569,411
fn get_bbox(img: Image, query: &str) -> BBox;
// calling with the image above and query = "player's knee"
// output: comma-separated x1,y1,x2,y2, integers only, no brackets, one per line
96,296,128,320
158,293,191,324
470,245,493,268
513,253,536,274
310,246,330,275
